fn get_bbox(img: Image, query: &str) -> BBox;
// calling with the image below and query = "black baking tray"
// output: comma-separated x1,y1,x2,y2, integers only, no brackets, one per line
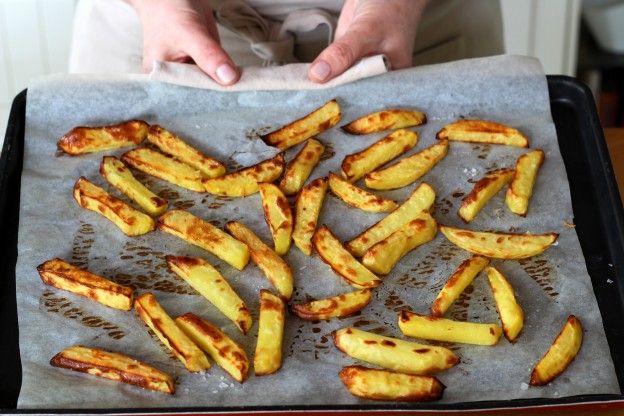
2,77,624,413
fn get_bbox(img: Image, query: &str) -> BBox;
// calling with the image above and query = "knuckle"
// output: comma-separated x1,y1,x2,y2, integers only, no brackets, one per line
330,41,357,69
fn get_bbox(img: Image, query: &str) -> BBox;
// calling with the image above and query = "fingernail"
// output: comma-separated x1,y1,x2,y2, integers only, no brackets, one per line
311,60,331,81
216,63,238,84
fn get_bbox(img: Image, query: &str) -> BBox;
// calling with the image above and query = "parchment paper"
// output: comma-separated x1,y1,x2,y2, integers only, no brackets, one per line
16,55,620,409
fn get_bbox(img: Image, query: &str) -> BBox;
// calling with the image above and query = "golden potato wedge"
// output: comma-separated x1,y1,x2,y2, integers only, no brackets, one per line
458,168,515,223
362,213,437,275
135,292,210,372
292,177,328,255
341,109,427,135
58,120,148,155
313,225,381,289
166,256,252,334
100,156,168,216
279,138,325,195
175,313,249,382
73,177,156,236
261,99,341,150
333,328,459,374
158,210,249,270
50,345,174,394
37,258,134,310
486,266,524,342
365,140,449,190
530,315,583,386
329,172,398,213
506,149,545,216
203,153,285,197
290,289,372,320
431,256,489,317
341,129,418,183
339,366,444,402
399,311,502,346
259,183,293,256
254,289,286,376
436,119,529,148
439,225,558,259
121,147,206,192
225,221,293,300
346,183,436,257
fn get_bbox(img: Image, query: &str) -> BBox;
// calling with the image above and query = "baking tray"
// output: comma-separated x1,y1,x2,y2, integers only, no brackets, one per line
1,76,624,413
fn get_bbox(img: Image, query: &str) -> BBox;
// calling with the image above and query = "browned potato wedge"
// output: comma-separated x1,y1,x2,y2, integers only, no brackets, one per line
339,366,444,402
73,177,156,236
135,292,210,372
225,221,293,300
261,99,341,150
50,345,174,394
439,225,558,259
506,149,545,216
279,138,325,195
58,120,148,155
365,140,449,190
158,210,250,270
313,225,381,289
203,153,285,197
530,315,583,386
333,327,459,374
486,266,524,342
259,183,293,256
328,173,398,213
346,183,436,257
458,168,514,223
37,258,134,310
254,290,286,376
437,119,529,147
147,125,226,178
341,109,426,135
175,313,249,382
290,289,372,320
341,129,418,183
431,256,489,317
292,177,328,255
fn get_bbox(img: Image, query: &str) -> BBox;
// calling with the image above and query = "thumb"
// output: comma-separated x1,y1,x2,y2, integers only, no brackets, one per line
183,25,240,86
308,32,370,83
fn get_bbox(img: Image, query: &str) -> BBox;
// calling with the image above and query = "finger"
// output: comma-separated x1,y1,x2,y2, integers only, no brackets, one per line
308,31,371,83
183,24,239,85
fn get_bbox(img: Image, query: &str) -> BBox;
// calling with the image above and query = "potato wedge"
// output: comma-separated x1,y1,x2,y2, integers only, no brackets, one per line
203,153,285,197
313,225,382,289
279,138,325,195
399,310,502,346
73,177,156,236
37,258,134,310
261,99,341,150
292,177,328,255
365,140,449,190
362,212,437,275
158,210,249,270
431,256,489,317
333,328,459,374
439,225,558,259
58,120,148,155
341,109,426,135
339,366,444,402
486,266,524,342
329,172,398,213
259,183,293,256
290,289,372,320
166,256,252,334
225,221,293,300
506,149,545,216
341,129,418,183
436,119,529,148
175,313,249,382
121,147,206,192
254,289,286,376
530,315,583,386
346,183,436,257
50,345,174,394
135,292,210,372
458,168,515,222
100,156,168,216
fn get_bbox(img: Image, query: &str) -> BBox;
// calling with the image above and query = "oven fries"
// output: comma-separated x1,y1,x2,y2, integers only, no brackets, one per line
290,289,372,320
58,120,148,155
436,119,529,148
431,256,489,317
506,149,545,216
292,177,328,255
458,169,514,222
328,172,398,213
279,138,325,195
259,183,293,256
486,266,524,342
341,109,426,135
254,290,286,376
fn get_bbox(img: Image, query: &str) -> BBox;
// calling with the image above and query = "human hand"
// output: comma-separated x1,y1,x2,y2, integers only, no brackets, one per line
308,0,427,83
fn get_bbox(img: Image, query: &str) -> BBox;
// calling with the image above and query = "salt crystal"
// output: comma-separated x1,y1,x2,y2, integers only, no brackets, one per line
520,382,529,391
608,263,613,267
218,381,228,389
552,241,559,246
607,279,614,284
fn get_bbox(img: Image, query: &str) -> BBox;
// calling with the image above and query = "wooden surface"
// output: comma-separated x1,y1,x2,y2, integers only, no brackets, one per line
606,128,624,202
